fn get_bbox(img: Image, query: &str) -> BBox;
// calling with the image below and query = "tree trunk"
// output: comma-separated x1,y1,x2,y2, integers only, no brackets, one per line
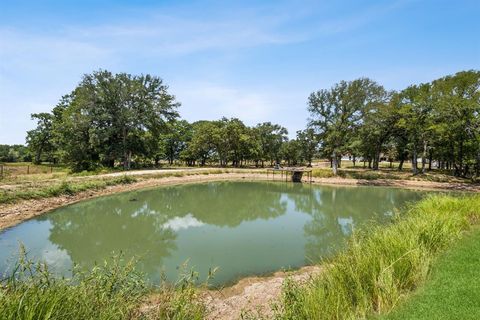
34,147,43,165
332,150,338,175
373,149,380,170
412,148,418,175
421,140,427,174
126,151,131,170
428,152,433,171
476,151,480,178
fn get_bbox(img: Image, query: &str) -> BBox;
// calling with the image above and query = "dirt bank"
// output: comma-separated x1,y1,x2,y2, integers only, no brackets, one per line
2,173,479,231
202,265,322,319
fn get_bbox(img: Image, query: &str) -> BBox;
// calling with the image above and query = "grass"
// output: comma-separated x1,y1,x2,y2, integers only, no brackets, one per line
0,168,263,205
380,227,480,320
275,194,480,320
0,175,137,204
311,167,470,183
0,249,205,320
0,162,69,179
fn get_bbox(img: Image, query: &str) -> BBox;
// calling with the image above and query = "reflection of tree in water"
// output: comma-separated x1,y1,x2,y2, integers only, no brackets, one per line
43,196,177,275
138,182,288,227
296,187,423,263
42,181,289,276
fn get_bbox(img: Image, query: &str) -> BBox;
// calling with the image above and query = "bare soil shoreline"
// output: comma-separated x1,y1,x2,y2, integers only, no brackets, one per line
1,172,479,319
2,171,479,231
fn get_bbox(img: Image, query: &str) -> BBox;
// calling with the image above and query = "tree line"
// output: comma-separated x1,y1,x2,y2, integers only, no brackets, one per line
23,69,480,177
308,70,480,177
24,70,316,171
0,145,30,162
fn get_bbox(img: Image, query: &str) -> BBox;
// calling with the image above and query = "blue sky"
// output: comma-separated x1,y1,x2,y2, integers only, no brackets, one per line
0,0,479,144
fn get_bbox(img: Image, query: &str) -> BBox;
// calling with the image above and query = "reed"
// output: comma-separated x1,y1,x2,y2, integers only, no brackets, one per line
275,194,480,319
0,249,205,320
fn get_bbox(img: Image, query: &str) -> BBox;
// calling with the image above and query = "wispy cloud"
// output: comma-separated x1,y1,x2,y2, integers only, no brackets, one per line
172,81,308,137
0,0,442,144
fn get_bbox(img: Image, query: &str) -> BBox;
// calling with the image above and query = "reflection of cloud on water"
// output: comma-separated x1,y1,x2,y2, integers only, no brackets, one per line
337,217,354,235
162,213,204,231
41,243,71,272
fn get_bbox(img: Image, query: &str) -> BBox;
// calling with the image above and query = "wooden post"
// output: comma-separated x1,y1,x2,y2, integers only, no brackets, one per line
51,165,53,173
27,165,29,174
0,164,3,179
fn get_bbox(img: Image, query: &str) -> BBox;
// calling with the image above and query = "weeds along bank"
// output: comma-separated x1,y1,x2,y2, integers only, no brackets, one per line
275,194,480,320
0,249,205,320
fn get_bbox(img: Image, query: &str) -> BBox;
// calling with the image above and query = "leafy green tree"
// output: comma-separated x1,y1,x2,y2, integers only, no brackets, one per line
281,139,301,166
430,70,480,177
26,113,55,164
0,145,31,162
397,83,434,174
160,120,192,165
308,78,386,175
357,96,397,170
181,121,217,166
253,122,288,166
40,71,179,171
296,128,319,167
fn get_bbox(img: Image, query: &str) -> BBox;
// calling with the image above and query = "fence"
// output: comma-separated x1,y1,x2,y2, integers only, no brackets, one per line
0,164,54,179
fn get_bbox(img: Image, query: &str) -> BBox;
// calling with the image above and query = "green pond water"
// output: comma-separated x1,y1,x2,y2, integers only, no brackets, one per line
0,181,428,286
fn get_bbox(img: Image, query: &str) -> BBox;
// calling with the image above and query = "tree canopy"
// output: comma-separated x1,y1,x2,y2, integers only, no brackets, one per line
21,69,480,178
308,70,480,177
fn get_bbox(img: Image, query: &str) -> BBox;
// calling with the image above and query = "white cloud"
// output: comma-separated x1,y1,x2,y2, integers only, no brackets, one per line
176,83,275,122
172,81,310,137
162,213,204,232
0,0,416,144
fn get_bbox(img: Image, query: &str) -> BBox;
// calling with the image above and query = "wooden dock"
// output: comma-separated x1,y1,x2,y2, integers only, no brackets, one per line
266,168,313,183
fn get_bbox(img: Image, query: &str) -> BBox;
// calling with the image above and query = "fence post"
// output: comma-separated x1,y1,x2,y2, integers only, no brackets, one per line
0,164,3,179
27,165,30,174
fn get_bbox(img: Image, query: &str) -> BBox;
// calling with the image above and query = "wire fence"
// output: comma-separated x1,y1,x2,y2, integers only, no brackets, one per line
0,164,55,179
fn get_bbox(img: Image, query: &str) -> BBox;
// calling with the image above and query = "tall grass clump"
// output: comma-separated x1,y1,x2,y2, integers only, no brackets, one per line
109,174,138,185
276,194,480,320
0,249,205,320
311,169,336,178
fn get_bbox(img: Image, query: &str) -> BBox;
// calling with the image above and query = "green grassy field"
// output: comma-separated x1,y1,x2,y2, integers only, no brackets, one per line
380,227,480,320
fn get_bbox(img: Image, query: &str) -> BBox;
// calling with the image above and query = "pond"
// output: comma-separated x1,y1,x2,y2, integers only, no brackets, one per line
0,181,428,286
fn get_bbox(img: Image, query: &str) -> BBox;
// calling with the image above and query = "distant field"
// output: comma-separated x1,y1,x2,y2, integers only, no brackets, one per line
0,162,66,175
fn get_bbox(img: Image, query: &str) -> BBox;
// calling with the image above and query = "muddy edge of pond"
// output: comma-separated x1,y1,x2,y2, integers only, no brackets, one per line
1,172,479,231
